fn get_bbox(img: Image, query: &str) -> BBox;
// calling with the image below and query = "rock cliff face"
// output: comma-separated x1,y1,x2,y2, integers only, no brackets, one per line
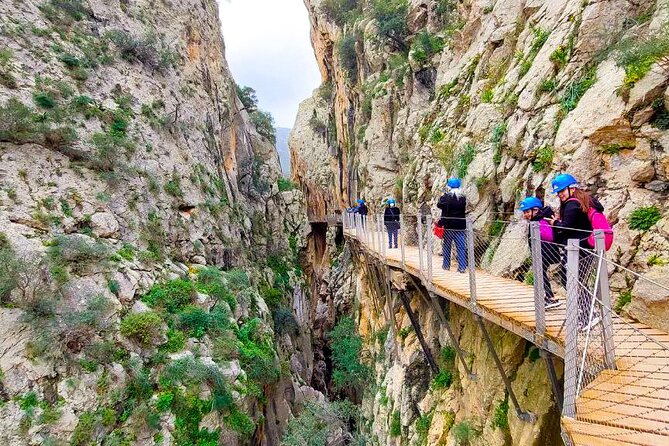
0,1,311,445
290,0,669,444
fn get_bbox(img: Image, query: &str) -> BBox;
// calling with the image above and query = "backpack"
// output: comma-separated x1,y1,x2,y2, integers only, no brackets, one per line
433,221,444,239
567,199,614,250
539,219,554,242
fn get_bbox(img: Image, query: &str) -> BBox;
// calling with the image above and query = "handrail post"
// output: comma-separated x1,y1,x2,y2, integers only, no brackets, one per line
530,222,546,343
417,212,424,277
426,214,433,289
400,213,406,268
466,217,477,310
563,239,580,418
376,214,384,253
380,214,386,258
595,230,616,369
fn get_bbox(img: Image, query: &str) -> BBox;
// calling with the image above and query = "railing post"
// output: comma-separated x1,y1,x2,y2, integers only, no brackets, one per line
595,230,616,369
426,214,433,288
376,215,385,253
563,239,580,418
381,214,387,259
400,213,406,268
466,217,477,310
530,222,546,343
417,212,424,277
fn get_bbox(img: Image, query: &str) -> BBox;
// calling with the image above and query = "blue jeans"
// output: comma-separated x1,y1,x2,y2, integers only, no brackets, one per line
443,230,467,272
387,227,398,248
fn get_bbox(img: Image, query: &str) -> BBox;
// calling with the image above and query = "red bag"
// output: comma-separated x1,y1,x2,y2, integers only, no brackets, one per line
433,221,444,239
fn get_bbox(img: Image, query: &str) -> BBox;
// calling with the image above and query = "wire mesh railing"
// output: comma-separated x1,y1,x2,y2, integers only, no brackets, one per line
343,210,669,443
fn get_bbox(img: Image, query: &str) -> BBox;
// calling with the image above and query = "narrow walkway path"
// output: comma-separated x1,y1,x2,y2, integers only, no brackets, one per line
344,227,669,446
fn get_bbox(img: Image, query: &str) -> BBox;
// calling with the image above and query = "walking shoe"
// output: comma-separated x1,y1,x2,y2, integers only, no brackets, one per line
545,299,561,310
457,269,466,273
579,316,601,332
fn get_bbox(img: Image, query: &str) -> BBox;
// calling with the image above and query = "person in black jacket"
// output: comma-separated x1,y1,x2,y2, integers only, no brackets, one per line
546,174,603,330
355,199,368,228
437,178,467,272
383,198,400,249
519,196,561,310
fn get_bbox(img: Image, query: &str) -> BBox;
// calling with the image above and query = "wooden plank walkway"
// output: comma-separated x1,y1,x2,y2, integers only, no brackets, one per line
344,228,669,446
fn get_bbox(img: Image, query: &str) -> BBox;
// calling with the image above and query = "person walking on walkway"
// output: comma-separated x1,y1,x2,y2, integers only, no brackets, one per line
546,173,605,330
383,198,400,249
356,198,368,228
437,178,467,273
519,196,561,310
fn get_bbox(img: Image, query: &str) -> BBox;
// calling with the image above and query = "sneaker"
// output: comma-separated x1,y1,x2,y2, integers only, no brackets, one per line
545,299,561,310
442,266,450,270
457,269,466,274
579,316,601,332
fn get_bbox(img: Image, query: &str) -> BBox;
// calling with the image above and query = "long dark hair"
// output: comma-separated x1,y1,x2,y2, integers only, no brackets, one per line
562,188,591,213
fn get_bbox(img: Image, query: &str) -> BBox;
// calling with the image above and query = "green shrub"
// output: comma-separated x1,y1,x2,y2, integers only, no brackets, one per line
236,84,258,112
432,370,453,390
492,398,509,430
70,411,96,446
225,408,255,436
327,317,370,390
0,49,17,89
559,67,597,116
415,413,433,446
614,290,632,313
531,145,554,172
277,177,296,192
615,31,669,89
272,307,299,337
320,0,360,26
629,206,662,231
453,420,478,444
282,401,360,446
411,31,444,65
651,98,669,130
480,88,494,103
116,243,135,261
164,174,183,198
106,30,176,73
120,311,163,346
517,28,550,77
372,0,409,47
539,77,557,92
250,110,276,144
491,122,507,165
142,279,195,313
197,267,236,311
261,286,284,309
389,410,401,437
0,98,40,144
550,45,569,68
337,33,359,82
177,306,210,338
237,318,280,386
455,143,476,178
90,131,135,171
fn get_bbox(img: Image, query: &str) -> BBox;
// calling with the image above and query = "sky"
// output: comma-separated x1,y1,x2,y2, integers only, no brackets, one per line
217,0,322,128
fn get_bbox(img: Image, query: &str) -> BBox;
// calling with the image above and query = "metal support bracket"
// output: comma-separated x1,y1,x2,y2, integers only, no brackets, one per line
398,290,439,374
541,349,563,414
429,291,477,380
475,315,536,423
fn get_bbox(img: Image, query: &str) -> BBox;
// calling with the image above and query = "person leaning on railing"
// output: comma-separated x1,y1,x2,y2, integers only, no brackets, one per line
383,198,400,249
519,196,561,310
545,173,604,330
437,178,467,273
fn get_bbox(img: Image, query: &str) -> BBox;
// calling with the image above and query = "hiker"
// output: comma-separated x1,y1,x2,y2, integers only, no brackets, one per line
519,196,561,310
437,178,467,273
355,198,368,216
546,173,606,330
383,198,400,249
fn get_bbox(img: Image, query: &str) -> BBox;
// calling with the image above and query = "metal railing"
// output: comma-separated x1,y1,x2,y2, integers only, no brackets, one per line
343,210,669,443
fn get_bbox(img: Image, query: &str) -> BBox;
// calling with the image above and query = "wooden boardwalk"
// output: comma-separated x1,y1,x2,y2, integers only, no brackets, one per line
344,227,669,446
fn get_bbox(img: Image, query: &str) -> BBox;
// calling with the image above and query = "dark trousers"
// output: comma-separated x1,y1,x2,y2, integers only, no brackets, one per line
387,227,398,248
442,230,467,272
541,244,561,301
559,250,596,326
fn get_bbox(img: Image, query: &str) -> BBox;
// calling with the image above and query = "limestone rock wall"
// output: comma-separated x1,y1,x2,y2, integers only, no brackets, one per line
0,1,312,445
294,0,669,332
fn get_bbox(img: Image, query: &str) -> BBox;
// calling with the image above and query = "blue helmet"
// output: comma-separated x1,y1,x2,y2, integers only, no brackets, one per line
519,196,543,211
387,198,396,205
447,178,461,188
551,173,578,193
357,199,364,205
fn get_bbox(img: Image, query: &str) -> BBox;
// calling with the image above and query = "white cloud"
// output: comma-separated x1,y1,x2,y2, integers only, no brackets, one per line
217,0,322,128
